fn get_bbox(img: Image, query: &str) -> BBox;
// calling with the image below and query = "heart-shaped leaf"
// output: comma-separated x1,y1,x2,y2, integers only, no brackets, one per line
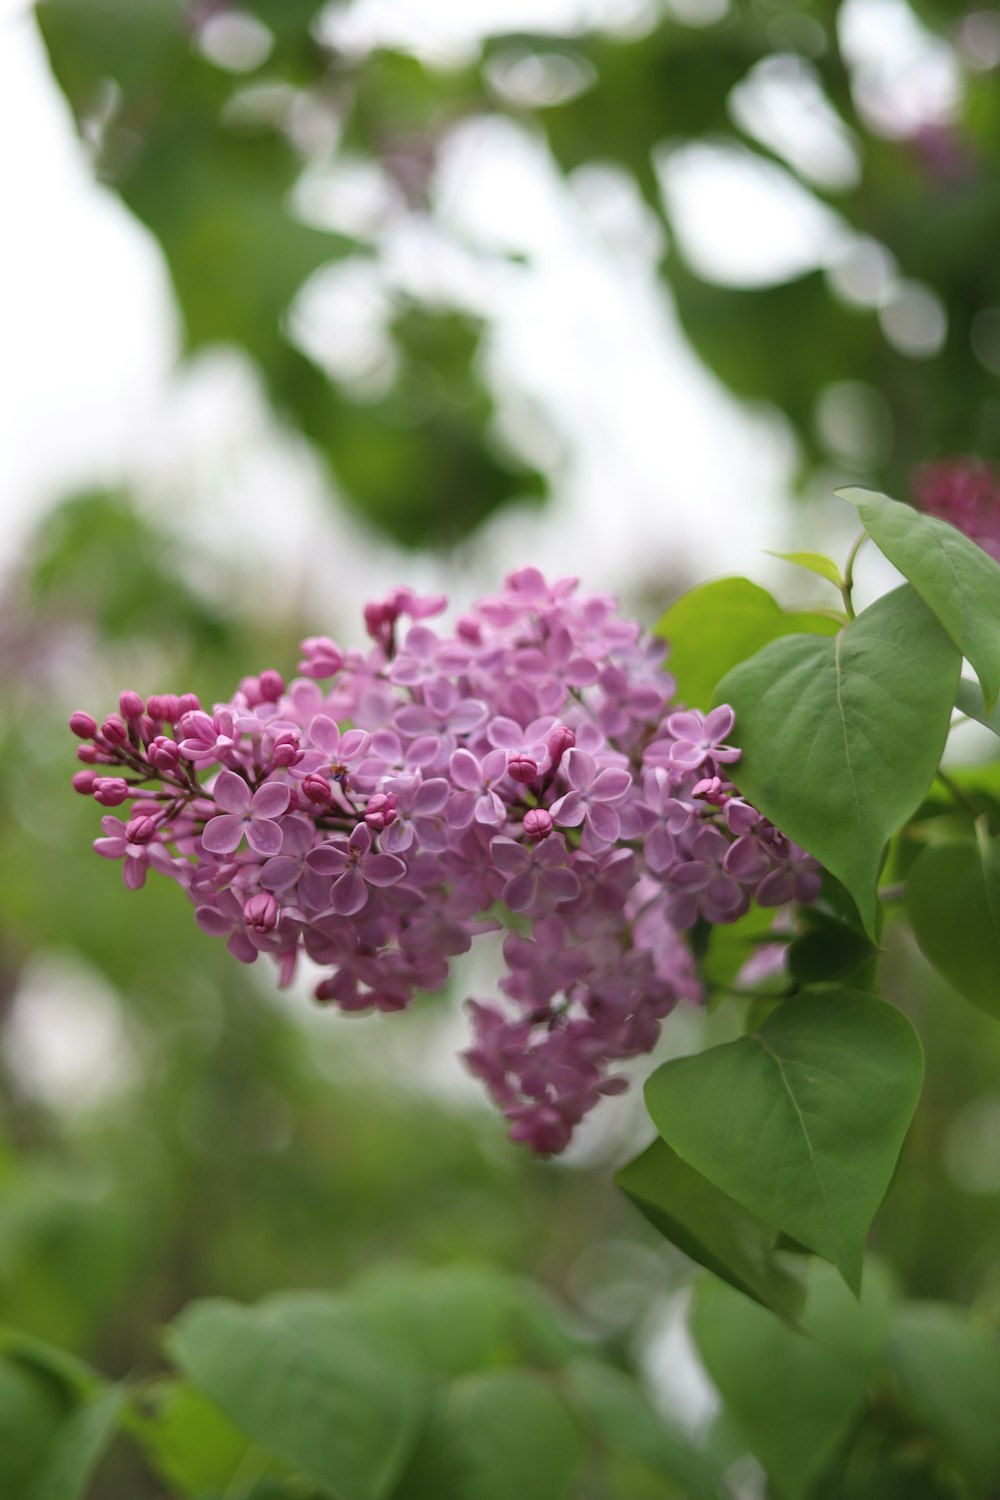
906,831,1000,1020
655,577,839,712
168,1294,420,1500
840,486,1000,711
715,584,960,933
690,1262,891,1500
644,990,924,1291
616,1138,806,1320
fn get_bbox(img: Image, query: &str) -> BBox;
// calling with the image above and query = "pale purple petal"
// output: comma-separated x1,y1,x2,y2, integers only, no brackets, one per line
704,705,736,740
474,791,506,826
564,749,596,792
251,782,291,819
586,801,620,843
307,845,349,875
308,714,341,755
450,749,483,792
202,814,245,854
591,767,631,802
503,870,537,912
414,778,450,814
487,716,524,750
645,827,675,873
94,837,127,859
246,818,284,857
348,822,373,856
550,791,585,828
382,820,415,853
331,868,368,916
196,905,233,936
340,729,371,759
666,711,703,742
213,769,251,815
540,867,580,901
363,854,407,887
123,856,148,890
260,856,302,891
491,838,528,876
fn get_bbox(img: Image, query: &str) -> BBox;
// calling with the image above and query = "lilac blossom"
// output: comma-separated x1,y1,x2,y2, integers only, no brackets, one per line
71,569,822,1156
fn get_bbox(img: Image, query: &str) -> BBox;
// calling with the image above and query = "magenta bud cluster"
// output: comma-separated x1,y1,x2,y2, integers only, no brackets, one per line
913,456,1000,563
70,572,820,1153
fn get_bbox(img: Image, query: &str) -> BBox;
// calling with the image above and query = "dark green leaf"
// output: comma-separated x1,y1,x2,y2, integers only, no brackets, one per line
716,585,961,933
616,1138,806,1320
889,1301,1000,1496
168,1294,421,1500
840,487,1000,711
654,577,839,712
643,990,924,1291
690,1263,892,1500
443,1369,582,1500
906,831,1000,1020
787,910,879,988
352,1264,517,1377
24,1386,124,1500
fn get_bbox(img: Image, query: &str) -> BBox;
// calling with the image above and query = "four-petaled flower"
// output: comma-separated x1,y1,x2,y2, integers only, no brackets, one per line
665,706,740,771
202,770,290,856
550,749,631,844
305,823,407,915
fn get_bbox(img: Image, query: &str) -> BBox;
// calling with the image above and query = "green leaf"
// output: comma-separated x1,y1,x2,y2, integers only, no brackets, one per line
766,550,844,588
715,585,961,934
443,1369,582,1500
654,577,840,712
643,989,924,1292
956,677,1000,736
352,1265,517,1378
690,1262,892,1500
786,910,879,989
840,487,1000,711
168,1294,421,1500
888,1302,1000,1496
131,1380,265,1496
616,1138,806,1320
565,1360,724,1500
0,1357,67,1495
906,832,1000,1020
24,1385,124,1500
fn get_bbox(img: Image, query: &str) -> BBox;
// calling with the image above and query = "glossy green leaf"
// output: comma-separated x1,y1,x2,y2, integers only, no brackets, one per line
616,1138,806,1320
889,1302,1000,1496
840,487,1000,711
565,1360,724,1500
643,990,924,1291
690,1263,892,1500
766,550,844,587
168,1294,420,1500
715,585,961,933
654,577,840,711
906,832,1000,1020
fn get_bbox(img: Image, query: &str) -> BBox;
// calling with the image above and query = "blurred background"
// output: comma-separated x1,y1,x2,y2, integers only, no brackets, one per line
2,0,1000,1492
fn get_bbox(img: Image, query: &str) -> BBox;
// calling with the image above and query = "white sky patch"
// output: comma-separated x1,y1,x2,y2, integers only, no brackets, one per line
838,0,962,137
729,53,862,191
657,140,851,287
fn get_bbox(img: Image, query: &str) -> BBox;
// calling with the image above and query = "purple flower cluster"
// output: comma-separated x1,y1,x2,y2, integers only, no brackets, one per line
70,570,820,1153
913,456,1000,563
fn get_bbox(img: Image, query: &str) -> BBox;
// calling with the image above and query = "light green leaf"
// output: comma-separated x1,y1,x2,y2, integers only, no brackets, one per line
168,1294,421,1500
956,677,1000,736
616,1139,806,1320
448,1370,583,1500
643,990,924,1291
131,1380,265,1496
654,577,840,712
766,550,844,587
352,1265,517,1378
715,584,960,933
906,831,1000,1020
840,486,1000,711
24,1385,124,1500
690,1262,892,1500
565,1360,724,1500
889,1302,1000,1496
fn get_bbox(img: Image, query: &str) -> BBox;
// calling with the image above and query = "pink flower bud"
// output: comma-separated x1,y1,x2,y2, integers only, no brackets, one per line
72,769,99,794
271,731,302,768
119,690,144,720
126,815,160,844
149,736,181,773
177,693,201,715
147,694,181,723
546,725,575,768
244,892,279,933
507,753,538,785
364,792,398,830
259,669,284,701
69,711,98,739
303,773,332,805
77,744,99,763
238,675,264,707
101,714,128,747
138,715,157,744
298,637,343,679
523,808,553,840
692,776,727,805
94,777,130,806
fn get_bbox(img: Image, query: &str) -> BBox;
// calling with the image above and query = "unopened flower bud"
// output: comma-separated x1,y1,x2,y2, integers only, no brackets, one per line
177,693,201,716
303,773,332,805
298,637,343,679
72,769,99,794
77,744,99,763
119,690,144,720
546,725,575,768
69,711,98,739
271,731,302,768
523,808,553,841
101,714,128,747
147,694,181,723
149,736,181,773
692,776,726,805
244,892,279,933
93,777,130,806
126,815,160,844
508,753,538,785
365,791,398,830
259,669,284,701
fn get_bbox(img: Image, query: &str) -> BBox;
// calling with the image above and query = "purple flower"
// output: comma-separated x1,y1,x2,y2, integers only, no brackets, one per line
666,706,740,772
550,749,631,844
449,748,509,827
380,777,450,853
306,823,407,915
202,770,290,856
490,834,580,913
94,815,153,889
